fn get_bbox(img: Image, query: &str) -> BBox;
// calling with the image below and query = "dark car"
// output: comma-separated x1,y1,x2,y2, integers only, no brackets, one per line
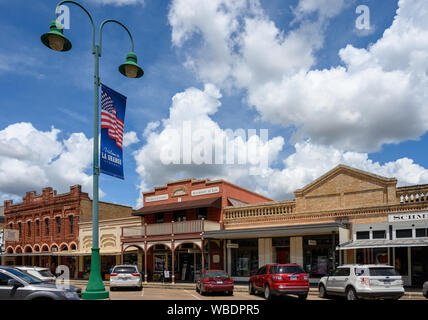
249,264,309,300
196,270,234,296
0,266,80,300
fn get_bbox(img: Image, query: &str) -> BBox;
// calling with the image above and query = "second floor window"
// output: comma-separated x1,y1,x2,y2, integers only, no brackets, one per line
45,219,50,236
173,210,187,222
36,220,40,236
56,217,61,235
18,223,22,239
69,216,74,234
155,213,164,223
27,221,31,237
197,208,208,220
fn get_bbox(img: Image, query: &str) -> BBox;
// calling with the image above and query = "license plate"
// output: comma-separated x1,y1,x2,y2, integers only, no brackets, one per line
217,281,223,284
289,276,298,280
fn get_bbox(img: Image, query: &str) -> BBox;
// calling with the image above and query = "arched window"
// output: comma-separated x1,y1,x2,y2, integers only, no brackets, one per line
18,222,22,239
27,221,31,237
36,220,40,236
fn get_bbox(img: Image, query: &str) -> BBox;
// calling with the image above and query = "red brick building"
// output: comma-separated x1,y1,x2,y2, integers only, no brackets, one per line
3,185,132,278
3,186,85,272
121,178,272,283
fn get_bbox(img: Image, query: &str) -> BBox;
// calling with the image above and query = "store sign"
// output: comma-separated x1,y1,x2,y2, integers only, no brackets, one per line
388,212,428,222
308,240,317,246
3,229,19,242
191,186,220,197
145,194,169,203
227,243,239,249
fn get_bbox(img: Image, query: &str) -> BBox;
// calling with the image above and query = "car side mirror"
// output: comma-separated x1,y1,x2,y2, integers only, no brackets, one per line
8,279,23,288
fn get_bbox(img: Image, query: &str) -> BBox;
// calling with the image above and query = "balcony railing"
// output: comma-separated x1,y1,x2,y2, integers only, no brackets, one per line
122,219,220,239
397,185,428,204
223,200,296,221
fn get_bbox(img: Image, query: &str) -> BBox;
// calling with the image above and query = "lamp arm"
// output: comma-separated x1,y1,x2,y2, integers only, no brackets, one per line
55,0,96,53
99,19,135,57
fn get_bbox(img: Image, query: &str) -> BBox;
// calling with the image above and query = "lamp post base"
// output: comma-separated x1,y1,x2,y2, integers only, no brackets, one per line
82,248,110,300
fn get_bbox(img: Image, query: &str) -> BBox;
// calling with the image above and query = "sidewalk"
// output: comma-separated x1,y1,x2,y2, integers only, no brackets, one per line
69,280,424,297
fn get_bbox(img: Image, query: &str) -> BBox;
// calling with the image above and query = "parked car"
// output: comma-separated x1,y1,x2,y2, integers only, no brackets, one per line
14,266,81,298
249,264,309,300
14,266,56,282
423,281,428,298
196,270,234,296
109,265,142,291
0,266,80,300
318,264,404,300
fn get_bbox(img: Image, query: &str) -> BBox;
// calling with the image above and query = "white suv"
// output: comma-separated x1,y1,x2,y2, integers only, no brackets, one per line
318,264,404,300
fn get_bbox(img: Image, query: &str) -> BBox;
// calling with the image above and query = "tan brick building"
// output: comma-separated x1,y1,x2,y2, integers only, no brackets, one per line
205,165,428,286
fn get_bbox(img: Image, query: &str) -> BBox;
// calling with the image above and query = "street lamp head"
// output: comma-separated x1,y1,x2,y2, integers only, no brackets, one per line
41,21,72,52
119,52,144,78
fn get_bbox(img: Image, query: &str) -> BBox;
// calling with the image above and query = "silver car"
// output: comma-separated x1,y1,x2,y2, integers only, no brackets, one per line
14,266,81,298
109,265,142,291
0,266,80,300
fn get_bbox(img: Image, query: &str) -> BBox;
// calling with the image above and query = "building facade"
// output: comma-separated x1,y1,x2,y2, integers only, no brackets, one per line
2,185,132,279
205,165,428,286
121,178,272,283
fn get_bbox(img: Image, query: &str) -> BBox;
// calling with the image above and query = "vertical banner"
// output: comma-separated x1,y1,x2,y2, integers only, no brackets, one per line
100,84,127,179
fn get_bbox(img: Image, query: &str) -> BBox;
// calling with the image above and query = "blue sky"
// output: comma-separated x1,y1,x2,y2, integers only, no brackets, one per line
1,0,428,208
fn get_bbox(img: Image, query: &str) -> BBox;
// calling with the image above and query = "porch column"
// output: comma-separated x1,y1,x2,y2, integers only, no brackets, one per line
144,242,148,283
120,243,124,264
332,231,336,269
201,239,205,274
171,241,175,284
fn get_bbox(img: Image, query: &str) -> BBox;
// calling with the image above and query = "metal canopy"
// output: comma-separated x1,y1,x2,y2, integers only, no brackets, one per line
337,238,428,250
133,197,222,216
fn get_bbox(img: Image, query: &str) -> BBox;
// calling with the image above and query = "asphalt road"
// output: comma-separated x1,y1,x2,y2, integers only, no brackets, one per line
72,283,426,300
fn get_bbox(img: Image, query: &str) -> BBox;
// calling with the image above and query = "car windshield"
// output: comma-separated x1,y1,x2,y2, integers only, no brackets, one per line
7,268,42,284
205,271,229,278
270,266,305,274
38,270,55,278
113,267,137,274
368,268,400,276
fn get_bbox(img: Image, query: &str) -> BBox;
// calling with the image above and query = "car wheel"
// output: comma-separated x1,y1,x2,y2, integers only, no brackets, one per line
249,282,255,295
298,293,308,300
319,284,328,299
346,287,358,301
264,284,272,300
196,285,199,293
226,291,233,296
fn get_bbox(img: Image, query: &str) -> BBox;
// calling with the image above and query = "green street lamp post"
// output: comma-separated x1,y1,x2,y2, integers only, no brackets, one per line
41,1,143,300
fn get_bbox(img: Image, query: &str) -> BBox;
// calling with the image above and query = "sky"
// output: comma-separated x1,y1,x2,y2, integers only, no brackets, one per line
1,0,428,208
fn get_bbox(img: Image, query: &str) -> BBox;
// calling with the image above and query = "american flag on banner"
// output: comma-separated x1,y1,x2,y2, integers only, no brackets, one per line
101,89,124,149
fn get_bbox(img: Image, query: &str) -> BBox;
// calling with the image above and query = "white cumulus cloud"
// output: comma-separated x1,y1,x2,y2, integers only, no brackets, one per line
0,122,102,201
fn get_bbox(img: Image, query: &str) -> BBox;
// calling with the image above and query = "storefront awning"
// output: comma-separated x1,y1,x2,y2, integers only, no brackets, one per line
133,197,222,216
337,238,428,250
203,222,346,239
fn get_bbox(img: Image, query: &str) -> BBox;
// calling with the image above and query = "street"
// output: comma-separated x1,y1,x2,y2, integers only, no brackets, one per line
71,284,426,301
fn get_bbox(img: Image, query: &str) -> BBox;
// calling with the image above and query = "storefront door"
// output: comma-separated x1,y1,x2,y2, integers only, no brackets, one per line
276,248,290,264
411,247,428,287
